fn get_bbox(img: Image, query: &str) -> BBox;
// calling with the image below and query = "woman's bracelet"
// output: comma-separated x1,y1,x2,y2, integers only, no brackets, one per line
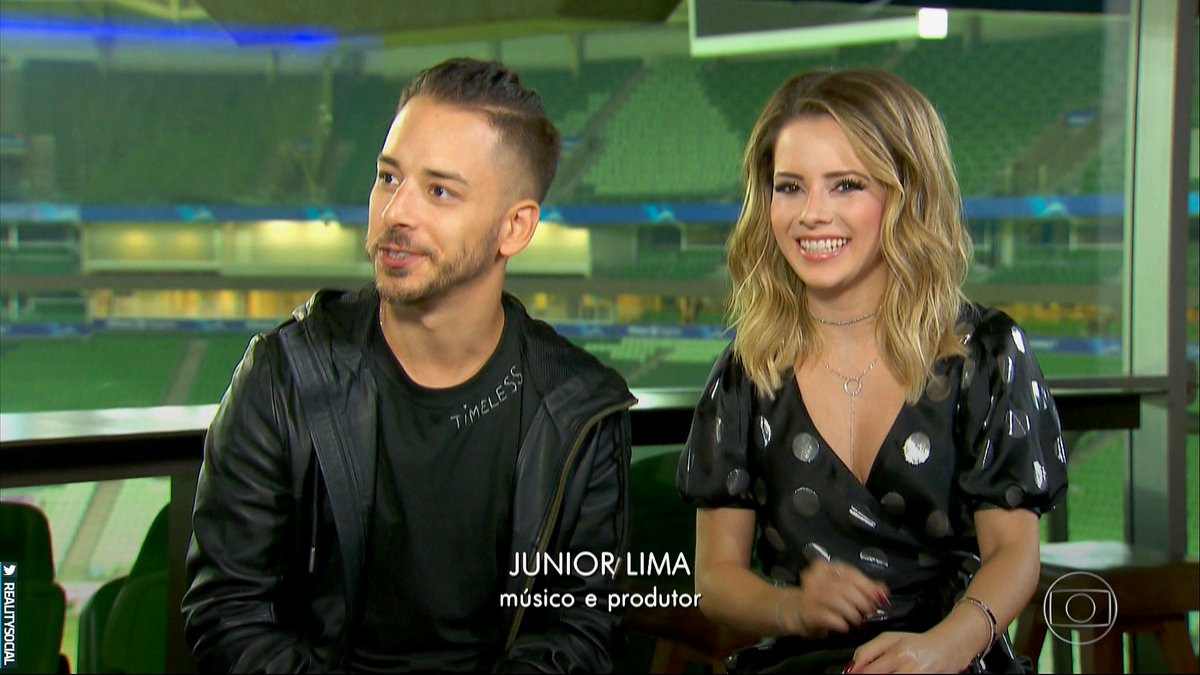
957,596,998,660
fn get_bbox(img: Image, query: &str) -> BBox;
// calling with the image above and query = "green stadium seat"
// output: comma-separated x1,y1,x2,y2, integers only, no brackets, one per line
83,504,169,674
623,447,757,672
77,577,123,674
0,502,69,674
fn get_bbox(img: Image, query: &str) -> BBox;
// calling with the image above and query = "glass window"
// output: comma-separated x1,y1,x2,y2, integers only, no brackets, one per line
0,4,1142,415
1187,16,1199,657
0,3,1191,672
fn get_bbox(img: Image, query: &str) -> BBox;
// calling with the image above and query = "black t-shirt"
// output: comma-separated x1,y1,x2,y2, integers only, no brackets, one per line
351,305,536,673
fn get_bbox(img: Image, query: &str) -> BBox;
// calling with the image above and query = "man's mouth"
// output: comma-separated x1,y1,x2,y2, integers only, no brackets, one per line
375,243,428,269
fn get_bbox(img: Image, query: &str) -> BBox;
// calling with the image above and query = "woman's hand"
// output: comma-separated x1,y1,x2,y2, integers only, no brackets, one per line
777,561,890,638
850,630,974,674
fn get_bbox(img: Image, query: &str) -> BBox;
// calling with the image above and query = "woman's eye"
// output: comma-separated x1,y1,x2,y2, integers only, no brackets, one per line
773,182,799,194
835,178,866,192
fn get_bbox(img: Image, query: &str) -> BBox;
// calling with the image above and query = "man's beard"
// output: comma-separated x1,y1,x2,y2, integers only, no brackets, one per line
368,229,499,306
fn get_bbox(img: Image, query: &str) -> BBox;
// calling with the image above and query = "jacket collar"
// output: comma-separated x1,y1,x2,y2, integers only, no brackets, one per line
291,285,633,409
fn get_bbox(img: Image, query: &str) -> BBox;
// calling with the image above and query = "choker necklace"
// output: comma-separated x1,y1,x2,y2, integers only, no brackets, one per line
821,356,878,476
811,308,879,326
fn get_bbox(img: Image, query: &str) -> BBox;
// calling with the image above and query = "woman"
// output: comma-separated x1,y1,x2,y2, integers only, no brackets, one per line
676,70,1067,674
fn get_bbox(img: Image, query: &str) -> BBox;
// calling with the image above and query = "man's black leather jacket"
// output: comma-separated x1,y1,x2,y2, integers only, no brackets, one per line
182,287,635,673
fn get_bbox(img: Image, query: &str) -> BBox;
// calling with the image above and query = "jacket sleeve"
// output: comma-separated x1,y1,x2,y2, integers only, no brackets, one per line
182,334,325,673
495,409,632,674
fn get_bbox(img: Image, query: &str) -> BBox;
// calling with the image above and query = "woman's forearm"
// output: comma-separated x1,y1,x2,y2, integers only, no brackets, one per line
696,561,792,637
927,511,1041,668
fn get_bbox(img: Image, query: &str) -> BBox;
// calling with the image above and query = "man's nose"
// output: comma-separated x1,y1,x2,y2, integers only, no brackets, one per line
380,180,417,227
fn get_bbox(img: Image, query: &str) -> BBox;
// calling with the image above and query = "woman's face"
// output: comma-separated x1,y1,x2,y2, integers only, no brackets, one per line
769,115,889,305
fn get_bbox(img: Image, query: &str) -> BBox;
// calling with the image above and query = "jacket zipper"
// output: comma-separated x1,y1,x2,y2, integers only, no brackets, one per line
503,398,633,650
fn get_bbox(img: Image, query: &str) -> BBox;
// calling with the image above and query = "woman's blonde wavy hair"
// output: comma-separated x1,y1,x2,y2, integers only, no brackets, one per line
728,69,971,403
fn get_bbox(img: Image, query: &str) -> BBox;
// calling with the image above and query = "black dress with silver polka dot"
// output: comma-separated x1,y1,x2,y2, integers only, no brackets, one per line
676,304,1067,609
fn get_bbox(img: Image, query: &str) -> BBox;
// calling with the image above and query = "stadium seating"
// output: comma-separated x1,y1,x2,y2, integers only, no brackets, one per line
988,248,1123,286
613,249,726,280
20,63,322,204
577,59,745,202
623,446,757,672
897,31,1119,197
523,61,642,139
0,245,79,276
100,504,169,673
0,502,68,674
77,504,169,674
329,74,409,204
8,29,1167,206
76,578,124,674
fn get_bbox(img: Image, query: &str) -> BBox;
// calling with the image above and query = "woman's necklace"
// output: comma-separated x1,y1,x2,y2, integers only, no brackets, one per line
811,307,879,326
820,356,878,476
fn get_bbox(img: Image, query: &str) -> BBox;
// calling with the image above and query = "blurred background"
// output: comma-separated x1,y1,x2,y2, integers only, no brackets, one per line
0,0,1195,672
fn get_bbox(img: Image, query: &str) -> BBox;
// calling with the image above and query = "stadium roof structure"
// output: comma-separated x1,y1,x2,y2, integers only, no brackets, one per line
0,0,682,45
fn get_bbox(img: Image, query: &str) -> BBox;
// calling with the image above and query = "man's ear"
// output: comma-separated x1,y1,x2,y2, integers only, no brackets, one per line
498,199,540,259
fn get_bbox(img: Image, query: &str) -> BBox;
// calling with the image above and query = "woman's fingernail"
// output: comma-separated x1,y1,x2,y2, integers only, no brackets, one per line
843,662,856,674
877,592,891,609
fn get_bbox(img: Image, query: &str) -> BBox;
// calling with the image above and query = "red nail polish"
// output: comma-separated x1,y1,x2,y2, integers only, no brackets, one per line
877,592,891,609
843,662,856,674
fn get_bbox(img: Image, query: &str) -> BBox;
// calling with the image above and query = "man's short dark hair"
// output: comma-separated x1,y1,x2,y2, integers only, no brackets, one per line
399,58,561,203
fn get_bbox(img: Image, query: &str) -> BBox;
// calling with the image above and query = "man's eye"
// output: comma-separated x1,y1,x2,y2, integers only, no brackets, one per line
430,185,453,199
377,172,397,186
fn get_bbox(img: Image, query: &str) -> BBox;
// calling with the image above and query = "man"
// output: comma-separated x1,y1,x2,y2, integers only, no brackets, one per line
182,58,635,673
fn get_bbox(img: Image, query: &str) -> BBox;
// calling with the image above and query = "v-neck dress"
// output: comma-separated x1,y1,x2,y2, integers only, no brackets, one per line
676,304,1068,604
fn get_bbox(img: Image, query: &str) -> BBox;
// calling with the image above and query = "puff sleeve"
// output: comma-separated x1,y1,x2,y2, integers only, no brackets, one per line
955,308,1068,514
676,344,758,508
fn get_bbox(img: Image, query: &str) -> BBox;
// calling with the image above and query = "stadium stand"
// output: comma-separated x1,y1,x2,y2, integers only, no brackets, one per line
696,44,896,170
95,505,169,674
988,248,1124,285
523,61,642,140
6,30,1164,207
0,243,79,276
893,31,1120,197
20,62,324,204
0,293,87,324
616,248,725,280
577,59,744,202
329,73,409,205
